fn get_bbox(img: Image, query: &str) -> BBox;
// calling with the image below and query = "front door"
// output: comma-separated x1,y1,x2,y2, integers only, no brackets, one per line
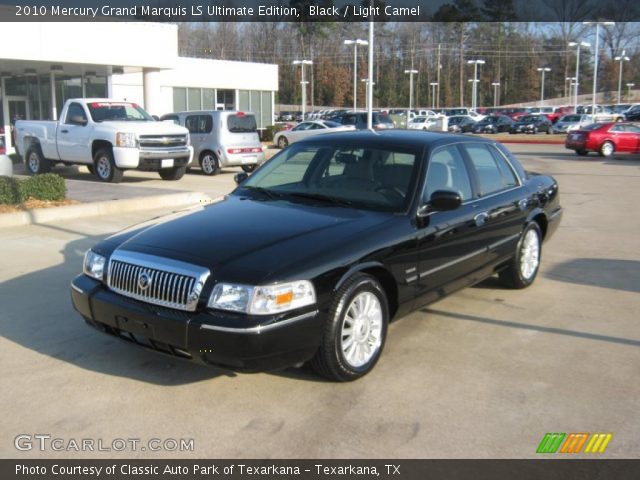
7,97,30,150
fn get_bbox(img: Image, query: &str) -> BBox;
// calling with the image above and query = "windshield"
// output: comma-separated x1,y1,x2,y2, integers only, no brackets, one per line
411,117,427,123
87,102,153,122
237,143,419,212
227,113,257,133
561,115,581,122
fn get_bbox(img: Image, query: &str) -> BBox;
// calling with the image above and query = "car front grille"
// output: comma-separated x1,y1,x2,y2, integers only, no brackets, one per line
107,251,210,312
139,134,188,148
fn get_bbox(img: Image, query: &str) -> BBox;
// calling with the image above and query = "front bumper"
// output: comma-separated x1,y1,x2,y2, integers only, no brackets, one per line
70,275,323,372
113,146,194,170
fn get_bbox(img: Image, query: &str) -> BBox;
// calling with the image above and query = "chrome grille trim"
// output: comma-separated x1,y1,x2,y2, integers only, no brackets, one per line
107,251,210,312
139,134,187,148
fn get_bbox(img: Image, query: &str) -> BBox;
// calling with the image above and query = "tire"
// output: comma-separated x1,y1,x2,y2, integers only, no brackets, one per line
599,141,614,157
277,136,289,149
499,223,542,289
310,273,389,382
25,145,51,175
241,164,257,173
576,149,588,156
159,166,186,181
93,148,123,183
199,151,220,176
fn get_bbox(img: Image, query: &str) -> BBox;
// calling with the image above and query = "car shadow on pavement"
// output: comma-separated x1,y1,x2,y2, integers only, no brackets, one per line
544,258,640,294
0,223,235,385
421,308,640,348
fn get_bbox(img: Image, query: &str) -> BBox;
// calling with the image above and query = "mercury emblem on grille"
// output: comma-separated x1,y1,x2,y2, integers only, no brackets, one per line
138,271,152,291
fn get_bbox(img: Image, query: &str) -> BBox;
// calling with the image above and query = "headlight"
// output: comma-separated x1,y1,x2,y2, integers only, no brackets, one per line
208,280,316,315
83,250,106,281
116,132,137,148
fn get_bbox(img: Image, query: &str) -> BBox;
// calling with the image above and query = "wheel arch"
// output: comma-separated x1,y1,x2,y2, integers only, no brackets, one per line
333,262,399,320
526,208,548,240
92,139,113,158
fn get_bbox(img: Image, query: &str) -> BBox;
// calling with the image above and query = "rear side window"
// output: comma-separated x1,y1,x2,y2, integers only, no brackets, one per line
185,115,212,134
227,114,257,133
462,144,518,196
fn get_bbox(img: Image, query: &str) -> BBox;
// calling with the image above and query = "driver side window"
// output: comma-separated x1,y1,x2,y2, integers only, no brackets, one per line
424,146,473,202
65,103,87,125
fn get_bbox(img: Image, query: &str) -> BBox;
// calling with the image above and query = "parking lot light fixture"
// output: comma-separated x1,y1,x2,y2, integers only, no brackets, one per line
537,67,551,106
430,82,438,109
614,51,630,105
293,60,313,119
568,41,590,111
344,39,368,111
404,69,419,123
583,21,615,121
491,82,500,107
361,78,375,111
626,83,635,103
467,60,485,111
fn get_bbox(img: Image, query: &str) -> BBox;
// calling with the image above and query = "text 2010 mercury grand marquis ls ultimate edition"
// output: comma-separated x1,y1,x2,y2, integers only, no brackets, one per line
71,130,562,381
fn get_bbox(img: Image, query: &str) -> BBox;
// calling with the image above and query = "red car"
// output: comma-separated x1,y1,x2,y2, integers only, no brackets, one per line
565,122,640,157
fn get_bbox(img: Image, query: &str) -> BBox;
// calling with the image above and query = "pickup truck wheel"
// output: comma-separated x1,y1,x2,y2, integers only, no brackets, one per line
310,273,388,382
25,145,51,175
499,222,541,289
241,164,257,173
94,148,123,183
200,152,220,176
159,166,186,181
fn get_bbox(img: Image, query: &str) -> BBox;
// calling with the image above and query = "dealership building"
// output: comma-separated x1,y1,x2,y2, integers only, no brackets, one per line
0,22,278,153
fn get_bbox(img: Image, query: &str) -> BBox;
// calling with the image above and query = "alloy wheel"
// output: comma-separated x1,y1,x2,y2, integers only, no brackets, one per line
340,291,383,368
519,229,540,280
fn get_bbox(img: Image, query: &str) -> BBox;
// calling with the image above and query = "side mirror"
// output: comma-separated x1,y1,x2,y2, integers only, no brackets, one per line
70,115,87,126
234,172,248,185
417,190,462,217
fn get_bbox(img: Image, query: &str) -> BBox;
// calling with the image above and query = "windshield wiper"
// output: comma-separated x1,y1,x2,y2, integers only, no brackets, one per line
285,191,354,206
243,186,283,200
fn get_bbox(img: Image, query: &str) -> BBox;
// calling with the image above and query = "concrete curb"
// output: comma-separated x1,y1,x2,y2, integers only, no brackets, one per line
0,191,213,229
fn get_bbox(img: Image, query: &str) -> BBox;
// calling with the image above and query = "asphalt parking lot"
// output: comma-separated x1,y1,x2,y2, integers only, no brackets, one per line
1,144,639,459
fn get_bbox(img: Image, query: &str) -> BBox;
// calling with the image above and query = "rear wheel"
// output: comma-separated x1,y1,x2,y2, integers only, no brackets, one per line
310,273,388,382
241,164,257,173
158,166,186,181
599,141,614,157
25,145,51,175
277,136,288,149
499,223,542,289
93,148,123,183
200,152,220,176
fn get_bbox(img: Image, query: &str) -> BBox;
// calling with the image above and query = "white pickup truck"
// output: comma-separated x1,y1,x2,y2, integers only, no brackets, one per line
15,99,193,182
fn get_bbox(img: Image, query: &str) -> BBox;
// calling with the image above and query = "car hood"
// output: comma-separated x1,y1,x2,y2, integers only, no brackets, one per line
108,194,394,284
95,121,188,136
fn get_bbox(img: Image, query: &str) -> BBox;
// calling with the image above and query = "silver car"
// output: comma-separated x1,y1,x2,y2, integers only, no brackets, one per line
552,114,592,134
274,120,354,148
161,110,265,175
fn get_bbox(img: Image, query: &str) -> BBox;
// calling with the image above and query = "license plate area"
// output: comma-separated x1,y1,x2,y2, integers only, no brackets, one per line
161,159,174,168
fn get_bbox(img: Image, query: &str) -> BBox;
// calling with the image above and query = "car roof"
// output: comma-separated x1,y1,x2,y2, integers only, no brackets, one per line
295,129,498,149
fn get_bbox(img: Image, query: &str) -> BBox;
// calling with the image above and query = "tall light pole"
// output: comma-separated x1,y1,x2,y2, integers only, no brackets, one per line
627,83,635,103
344,39,368,111
566,77,576,102
404,69,418,122
568,41,590,111
614,50,630,104
584,21,615,121
429,82,438,109
491,82,500,107
361,78,375,112
467,59,485,111
537,67,551,105
292,59,313,120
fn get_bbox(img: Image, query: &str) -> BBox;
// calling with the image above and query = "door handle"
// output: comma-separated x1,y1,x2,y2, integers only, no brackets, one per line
60,129,68,134
474,212,488,227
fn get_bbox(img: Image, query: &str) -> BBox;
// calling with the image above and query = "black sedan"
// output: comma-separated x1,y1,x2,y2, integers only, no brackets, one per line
447,115,476,133
71,131,562,382
473,115,514,133
509,115,553,134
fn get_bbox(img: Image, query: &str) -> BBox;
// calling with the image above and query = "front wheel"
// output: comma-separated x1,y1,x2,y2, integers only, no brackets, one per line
93,148,123,183
241,164,257,173
159,166,186,181
25,145,51,175
599,141,614,157
310,273,388,382
200,152,220,176
499,223,542,289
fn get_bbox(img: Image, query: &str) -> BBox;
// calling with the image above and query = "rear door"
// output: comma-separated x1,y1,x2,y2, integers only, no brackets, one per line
185,114,210,158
